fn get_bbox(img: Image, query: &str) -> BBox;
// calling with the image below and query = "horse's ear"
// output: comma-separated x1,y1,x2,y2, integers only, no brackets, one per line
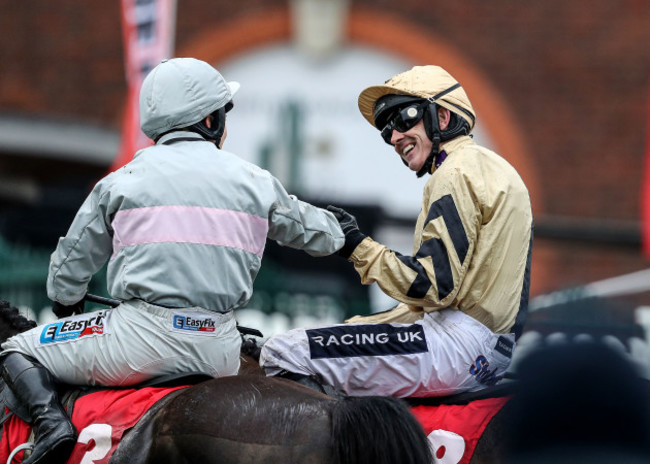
240,338,262,361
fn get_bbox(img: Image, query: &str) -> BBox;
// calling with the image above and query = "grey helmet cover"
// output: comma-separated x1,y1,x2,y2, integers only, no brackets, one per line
139,57,240,140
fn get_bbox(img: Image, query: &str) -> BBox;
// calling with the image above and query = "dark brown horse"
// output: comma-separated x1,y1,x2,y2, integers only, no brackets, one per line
0,300,433,464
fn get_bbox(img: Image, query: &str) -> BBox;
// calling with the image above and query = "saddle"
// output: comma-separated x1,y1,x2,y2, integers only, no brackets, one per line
0,372,213,426
405,378,516,407
0,372,212,464
278,374,514,464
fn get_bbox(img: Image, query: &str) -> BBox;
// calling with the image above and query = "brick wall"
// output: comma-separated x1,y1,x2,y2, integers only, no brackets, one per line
359,0,650,220
1,0,649,295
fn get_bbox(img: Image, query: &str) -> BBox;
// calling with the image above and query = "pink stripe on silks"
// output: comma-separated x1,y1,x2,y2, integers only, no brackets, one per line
111,206,269,258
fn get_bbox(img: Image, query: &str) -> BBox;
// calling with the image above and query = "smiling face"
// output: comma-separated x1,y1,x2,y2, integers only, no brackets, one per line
389,119,433,172
385,106,451,172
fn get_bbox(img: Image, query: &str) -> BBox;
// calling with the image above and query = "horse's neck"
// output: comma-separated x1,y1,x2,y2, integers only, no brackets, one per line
238,354,264,376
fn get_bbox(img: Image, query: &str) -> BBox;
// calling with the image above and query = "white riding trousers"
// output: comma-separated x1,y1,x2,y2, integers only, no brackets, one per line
260,308,514,398
1,300,241,386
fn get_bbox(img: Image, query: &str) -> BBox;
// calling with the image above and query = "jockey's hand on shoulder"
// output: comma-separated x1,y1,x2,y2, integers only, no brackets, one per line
326,205,367,259
52,299,85,318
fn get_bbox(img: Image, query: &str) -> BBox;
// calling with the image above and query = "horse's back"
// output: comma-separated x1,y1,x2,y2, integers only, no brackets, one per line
115,375,335,464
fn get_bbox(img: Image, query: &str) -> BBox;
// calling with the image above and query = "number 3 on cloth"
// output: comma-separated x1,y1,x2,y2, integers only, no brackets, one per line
78,423,113,464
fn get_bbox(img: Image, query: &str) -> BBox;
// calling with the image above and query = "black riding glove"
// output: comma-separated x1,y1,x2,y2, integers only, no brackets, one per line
327,205,367,259
52,299,85,318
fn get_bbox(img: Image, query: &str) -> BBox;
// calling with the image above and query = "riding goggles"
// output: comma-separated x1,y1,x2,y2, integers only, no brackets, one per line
380,102,427,144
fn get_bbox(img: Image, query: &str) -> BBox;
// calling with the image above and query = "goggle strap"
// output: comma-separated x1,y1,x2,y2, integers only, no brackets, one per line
427,83,462,103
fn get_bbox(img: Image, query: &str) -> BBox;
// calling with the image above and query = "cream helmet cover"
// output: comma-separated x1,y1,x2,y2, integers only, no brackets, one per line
358,65,476,132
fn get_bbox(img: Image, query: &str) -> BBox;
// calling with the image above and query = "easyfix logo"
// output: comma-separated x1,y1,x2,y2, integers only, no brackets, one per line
39,312,107,345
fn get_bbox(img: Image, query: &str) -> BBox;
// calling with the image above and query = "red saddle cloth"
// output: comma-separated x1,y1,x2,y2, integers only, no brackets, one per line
0,386,186,464
410,396,509,464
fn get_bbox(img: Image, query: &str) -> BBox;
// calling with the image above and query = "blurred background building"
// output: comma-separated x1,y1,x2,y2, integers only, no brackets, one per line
1,0,649,363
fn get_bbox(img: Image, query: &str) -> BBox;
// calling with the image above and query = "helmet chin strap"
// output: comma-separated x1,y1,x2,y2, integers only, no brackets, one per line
415,134,440,178
415,102,442,178
188,107,226,146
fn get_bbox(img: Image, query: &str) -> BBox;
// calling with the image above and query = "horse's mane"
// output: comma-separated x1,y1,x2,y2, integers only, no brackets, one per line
331,396,433,464
0,300,37,344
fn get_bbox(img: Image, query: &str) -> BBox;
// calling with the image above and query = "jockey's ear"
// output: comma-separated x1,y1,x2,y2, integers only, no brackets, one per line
437,107,451,131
